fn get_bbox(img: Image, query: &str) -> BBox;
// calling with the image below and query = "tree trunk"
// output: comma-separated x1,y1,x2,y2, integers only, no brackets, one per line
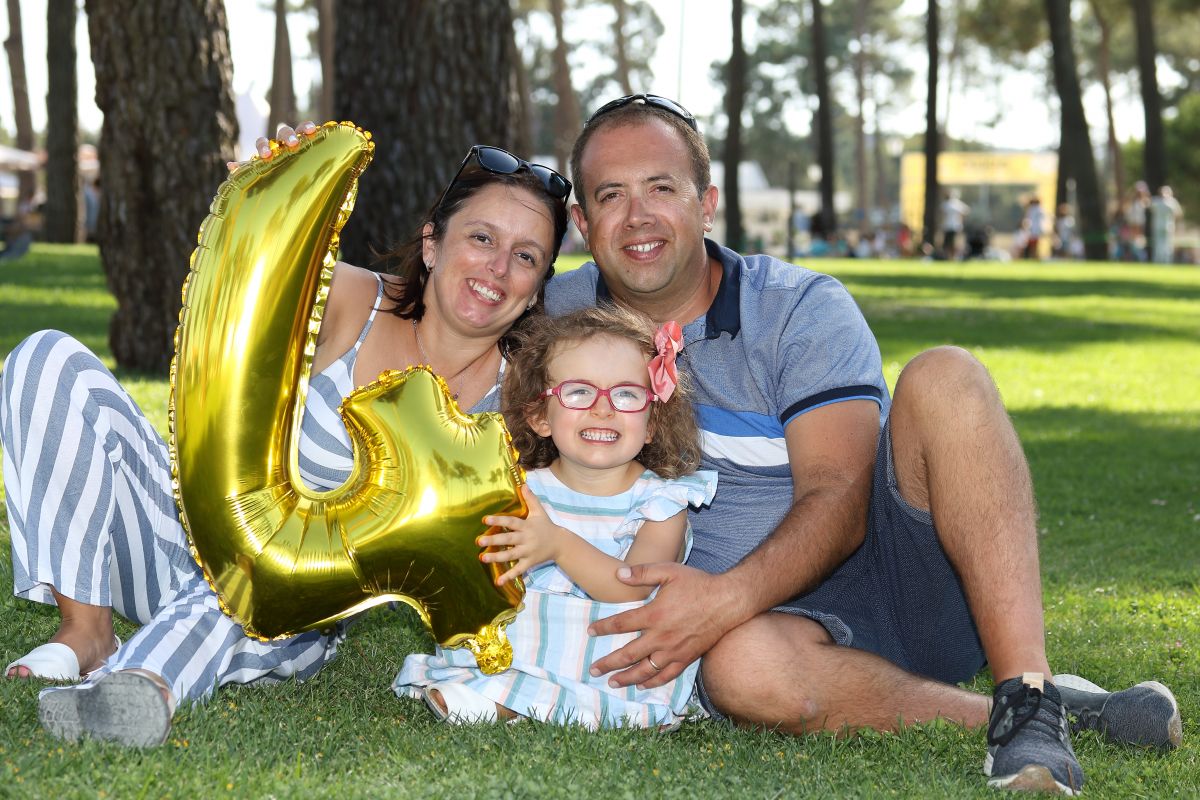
938,0,960,152
1055,114,1069,210
44,0,82,243
852,0,870,231
509,14,534,159
812,0,836,237
5,0,36,207
333,0,514,266
85,0,239,372
1045,0,1106,260
268,0,297,135
612,0,634,95
1091,0,1123,204
724,0,745,252
872,103,887,224
923,0,940,248
548,0,581,174
1132,0,1166,192
316,0,335,121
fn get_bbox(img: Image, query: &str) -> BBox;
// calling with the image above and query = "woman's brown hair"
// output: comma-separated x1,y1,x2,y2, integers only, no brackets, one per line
377,162,570,358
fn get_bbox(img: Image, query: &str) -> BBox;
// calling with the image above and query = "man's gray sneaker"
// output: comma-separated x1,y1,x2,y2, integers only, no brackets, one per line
39,671,171,748
1054,673,1182,750
985,673,1084,796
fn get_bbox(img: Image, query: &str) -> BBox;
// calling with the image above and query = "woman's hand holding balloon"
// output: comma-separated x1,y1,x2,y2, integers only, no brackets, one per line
225,121,320,171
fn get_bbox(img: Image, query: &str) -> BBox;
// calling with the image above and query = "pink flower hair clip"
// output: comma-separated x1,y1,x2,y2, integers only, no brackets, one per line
647,321,683,402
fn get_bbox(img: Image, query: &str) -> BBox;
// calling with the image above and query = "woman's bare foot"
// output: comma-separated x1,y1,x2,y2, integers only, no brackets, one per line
5,589,116,678
427,687,520,721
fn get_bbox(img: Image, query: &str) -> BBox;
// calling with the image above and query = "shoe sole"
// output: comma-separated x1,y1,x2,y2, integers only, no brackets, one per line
1055,674,1182,749
987,764,1081,796
39,672,171,747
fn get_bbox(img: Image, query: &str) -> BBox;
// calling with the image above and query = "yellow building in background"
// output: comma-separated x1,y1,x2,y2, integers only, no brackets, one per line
901,151,1058,257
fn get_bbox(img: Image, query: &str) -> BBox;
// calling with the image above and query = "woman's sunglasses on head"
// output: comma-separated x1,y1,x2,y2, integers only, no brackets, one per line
436,145,572,213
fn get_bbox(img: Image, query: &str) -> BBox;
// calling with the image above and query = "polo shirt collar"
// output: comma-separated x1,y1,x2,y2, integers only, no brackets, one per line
591,237,742,340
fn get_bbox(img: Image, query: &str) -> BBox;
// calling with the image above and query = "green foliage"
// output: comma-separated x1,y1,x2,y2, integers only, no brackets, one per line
514,0,664,156
957,0,1045,56
1120,92,1200,214
1163,93,1200,214
707,0,912,186
1,246,1198,798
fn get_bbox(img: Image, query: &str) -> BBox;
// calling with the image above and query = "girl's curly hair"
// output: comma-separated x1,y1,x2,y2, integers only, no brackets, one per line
502,304,703,479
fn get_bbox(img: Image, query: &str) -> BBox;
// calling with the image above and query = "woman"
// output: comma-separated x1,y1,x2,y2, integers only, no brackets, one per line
2,126,571,747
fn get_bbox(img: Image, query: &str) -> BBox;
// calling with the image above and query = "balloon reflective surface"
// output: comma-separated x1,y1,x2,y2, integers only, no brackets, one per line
170,122,524,671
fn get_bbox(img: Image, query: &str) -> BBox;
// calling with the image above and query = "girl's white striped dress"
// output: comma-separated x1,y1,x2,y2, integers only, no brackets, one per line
393,466,718,729
2,276,501,708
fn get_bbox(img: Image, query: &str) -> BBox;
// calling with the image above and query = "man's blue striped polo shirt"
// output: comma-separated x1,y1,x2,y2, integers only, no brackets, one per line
545,239,890,577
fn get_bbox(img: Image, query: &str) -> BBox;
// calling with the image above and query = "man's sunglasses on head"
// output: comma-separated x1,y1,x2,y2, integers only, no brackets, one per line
587,93,698,132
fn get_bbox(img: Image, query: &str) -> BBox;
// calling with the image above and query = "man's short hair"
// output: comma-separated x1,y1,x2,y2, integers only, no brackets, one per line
569,101,711,213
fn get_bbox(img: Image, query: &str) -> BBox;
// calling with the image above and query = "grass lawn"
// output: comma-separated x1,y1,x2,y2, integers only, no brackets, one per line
1,244,1197,798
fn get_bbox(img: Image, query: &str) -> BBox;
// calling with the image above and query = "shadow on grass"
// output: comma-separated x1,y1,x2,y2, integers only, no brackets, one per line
0,305,114,358
857,298,1192,357
1013,404,1199,589
0,246,114,357
842,270,1200,304
0,245,109,290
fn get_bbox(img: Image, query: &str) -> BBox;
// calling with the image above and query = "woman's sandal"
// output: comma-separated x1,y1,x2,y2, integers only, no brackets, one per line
38,671,172,748
5,636,122,681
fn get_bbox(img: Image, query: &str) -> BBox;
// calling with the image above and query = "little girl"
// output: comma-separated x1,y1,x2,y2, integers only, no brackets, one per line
393,305,716,729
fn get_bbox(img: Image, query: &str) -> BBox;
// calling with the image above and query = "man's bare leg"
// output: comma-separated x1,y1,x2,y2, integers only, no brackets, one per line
701,613,989,734
888,346,1052,682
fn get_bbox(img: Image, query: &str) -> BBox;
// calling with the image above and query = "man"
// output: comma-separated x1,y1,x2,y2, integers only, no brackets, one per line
1149,186,1183,264
544,94,1181,795
940,190,970,260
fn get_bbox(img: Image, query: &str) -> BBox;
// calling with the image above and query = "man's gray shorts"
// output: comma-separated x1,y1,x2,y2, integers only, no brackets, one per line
696,417,986,718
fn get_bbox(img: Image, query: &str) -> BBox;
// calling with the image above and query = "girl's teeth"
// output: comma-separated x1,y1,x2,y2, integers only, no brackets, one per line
581,430,618,442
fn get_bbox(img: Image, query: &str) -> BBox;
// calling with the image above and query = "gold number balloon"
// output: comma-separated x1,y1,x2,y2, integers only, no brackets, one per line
169,122,524,673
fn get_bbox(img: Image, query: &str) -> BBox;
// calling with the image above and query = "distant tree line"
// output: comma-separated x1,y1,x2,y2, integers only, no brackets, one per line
8,0,1195,370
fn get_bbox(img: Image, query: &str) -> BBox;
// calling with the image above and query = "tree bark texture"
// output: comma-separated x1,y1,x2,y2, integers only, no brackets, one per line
548,0,582,175
44,0,82,243
5,0,36,206
333,0,515,267
268,0,297,136
872,107,887,223
509,11,534,159
853,0,869,230
1132,0,1166,192
612,0,633,95
811,0,836,236
85,0,239,372
316,0,335,121
1090,0,1124,204
723,0,745,252
922,0,940,247
1045,0,1107,260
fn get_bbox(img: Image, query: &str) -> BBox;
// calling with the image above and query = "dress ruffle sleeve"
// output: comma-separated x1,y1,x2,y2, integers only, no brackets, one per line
626,470,718,524
524,469,718,597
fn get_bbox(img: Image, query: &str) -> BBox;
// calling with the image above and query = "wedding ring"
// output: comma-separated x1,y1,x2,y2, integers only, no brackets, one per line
646,656,663,671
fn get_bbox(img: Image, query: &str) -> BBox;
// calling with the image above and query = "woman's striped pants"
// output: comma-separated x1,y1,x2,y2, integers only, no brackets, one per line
2,331,340,707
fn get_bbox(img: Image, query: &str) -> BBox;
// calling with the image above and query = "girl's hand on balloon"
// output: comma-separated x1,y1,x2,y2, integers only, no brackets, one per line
479,488,564,586
225,121,320,171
